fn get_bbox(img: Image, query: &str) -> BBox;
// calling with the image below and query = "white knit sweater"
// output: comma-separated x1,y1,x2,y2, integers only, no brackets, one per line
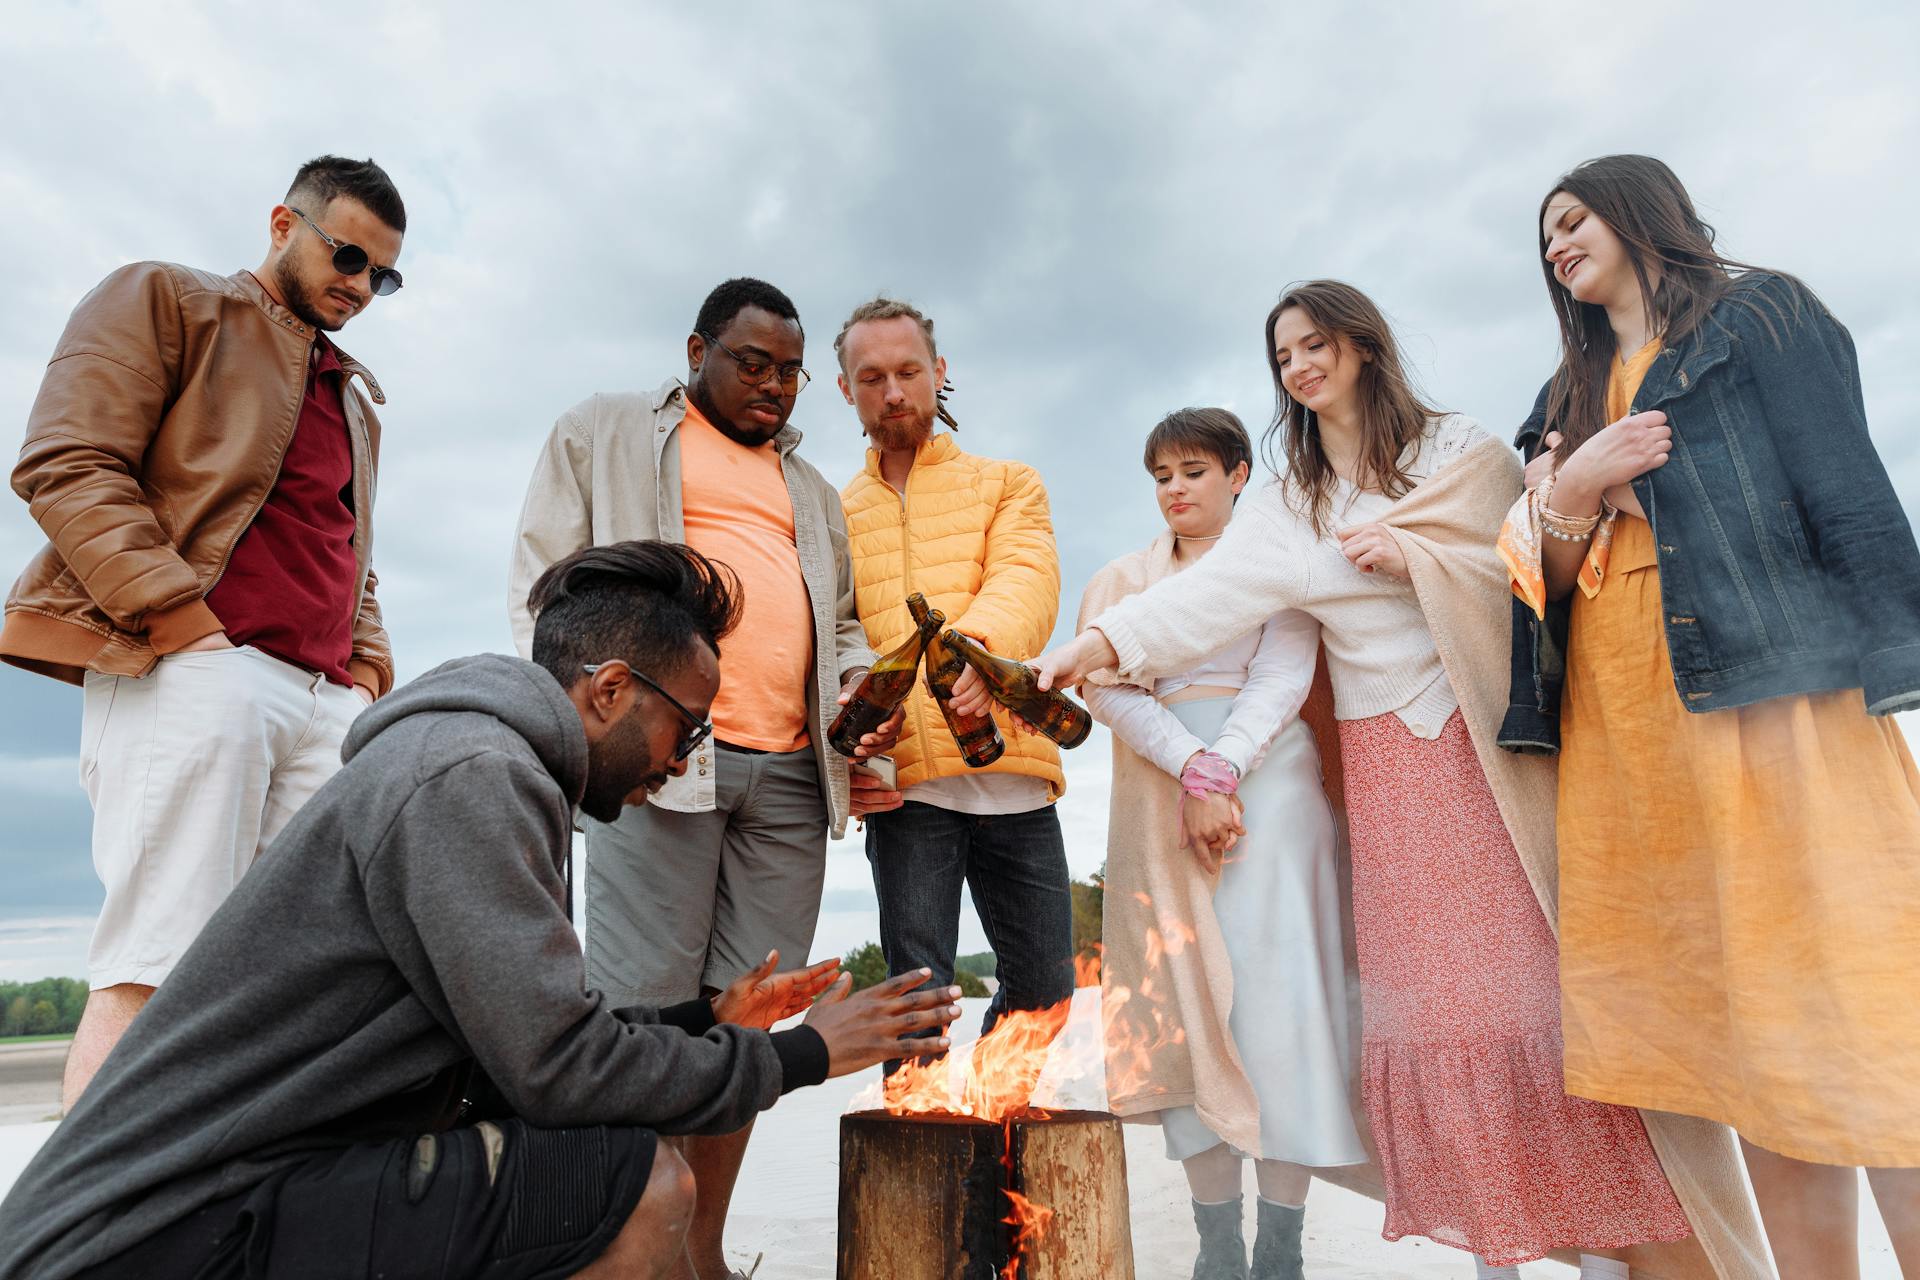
1094,414,1489,736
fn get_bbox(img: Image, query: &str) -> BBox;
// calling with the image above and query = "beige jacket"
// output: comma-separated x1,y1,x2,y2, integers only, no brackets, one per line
508,379,873,837
4,263,392,696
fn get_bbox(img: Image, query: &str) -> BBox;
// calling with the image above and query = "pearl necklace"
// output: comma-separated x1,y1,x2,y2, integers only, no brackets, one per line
1175,532,1225,543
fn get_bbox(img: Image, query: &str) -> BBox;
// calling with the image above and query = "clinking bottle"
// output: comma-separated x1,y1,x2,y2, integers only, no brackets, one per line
912,597,1006,769
939,629,1092,750
827,594,938,757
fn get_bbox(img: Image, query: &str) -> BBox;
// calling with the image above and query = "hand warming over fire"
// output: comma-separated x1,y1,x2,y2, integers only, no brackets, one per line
710,951,844,1030
804,968,964,1078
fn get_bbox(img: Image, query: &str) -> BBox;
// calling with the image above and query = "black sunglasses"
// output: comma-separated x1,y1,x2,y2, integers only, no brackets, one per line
289,206,403,297
582,661,713,762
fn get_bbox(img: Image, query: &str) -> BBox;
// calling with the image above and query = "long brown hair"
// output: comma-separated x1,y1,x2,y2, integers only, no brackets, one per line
1262,280,1439,537
1540,154,1802,456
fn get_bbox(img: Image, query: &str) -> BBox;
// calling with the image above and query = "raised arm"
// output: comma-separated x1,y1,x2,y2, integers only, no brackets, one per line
1090,489,1307,682
946,462,1061,660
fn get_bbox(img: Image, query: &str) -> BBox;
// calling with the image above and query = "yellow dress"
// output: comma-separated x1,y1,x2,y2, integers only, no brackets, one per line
1556,339,1920,1167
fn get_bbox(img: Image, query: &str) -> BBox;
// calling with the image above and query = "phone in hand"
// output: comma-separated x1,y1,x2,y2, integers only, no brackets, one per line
852,754,898,790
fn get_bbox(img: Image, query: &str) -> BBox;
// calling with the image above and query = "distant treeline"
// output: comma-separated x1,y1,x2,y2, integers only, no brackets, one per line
2,977,86,1038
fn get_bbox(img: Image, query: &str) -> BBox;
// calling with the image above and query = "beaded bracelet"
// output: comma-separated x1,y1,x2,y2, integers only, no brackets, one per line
1541,506,1602,541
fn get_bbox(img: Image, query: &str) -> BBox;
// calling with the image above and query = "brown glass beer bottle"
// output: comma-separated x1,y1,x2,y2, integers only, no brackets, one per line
939,629,1092,749
827,595,938,757
912,598,1007,768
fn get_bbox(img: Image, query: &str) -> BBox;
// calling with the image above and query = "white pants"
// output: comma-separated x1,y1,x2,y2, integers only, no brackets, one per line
79,645,363,988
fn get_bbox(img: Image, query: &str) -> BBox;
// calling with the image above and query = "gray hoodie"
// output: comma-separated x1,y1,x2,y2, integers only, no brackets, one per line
0,654,827,1279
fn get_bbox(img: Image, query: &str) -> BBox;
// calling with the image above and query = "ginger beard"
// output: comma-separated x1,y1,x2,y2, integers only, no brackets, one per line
865,399,936,453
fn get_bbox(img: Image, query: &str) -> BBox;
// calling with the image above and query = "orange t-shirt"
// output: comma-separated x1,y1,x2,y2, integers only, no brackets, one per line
677,400,814,751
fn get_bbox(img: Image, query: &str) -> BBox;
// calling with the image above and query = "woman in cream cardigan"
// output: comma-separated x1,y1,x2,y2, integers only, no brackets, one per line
1009,281,1768,1279
1080,407,1362,1280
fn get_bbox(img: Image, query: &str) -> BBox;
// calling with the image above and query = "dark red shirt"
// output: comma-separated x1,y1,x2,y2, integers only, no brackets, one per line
204,338,359,685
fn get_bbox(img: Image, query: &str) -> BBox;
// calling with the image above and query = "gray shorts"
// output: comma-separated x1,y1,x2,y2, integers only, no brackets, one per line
584,743,829,1005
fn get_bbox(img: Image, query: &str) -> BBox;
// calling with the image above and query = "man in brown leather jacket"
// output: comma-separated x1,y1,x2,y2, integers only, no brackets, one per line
2,155,406,1107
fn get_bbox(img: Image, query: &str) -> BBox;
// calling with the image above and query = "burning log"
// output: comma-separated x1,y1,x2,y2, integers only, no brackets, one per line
837,1108,1134,1280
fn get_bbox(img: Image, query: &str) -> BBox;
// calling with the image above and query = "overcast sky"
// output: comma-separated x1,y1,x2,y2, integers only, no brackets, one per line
3,2,1917,980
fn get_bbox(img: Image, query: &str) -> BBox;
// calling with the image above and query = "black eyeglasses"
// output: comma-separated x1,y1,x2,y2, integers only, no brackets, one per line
700,333,810,393
289,206,404,297
582,661,713,761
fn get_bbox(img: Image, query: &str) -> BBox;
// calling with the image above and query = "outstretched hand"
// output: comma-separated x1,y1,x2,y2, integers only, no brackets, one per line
803,969,964,1078
1030,631,1119,695
711,951,843,1030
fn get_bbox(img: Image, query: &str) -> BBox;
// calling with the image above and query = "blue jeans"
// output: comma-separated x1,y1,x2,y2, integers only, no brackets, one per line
864,800,1075,1063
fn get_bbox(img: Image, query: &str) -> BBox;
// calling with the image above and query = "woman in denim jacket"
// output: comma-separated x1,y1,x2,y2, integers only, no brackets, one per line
1499,153,1920,1278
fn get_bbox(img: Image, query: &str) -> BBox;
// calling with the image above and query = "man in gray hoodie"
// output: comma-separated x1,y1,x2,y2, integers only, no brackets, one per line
0,540,960,1280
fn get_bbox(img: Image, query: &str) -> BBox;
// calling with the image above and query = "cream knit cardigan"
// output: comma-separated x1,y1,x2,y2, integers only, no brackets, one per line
1090,421,1771,1280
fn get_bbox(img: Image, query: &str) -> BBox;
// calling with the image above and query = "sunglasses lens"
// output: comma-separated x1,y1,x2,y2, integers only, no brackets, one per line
331,243,369,277
370,268,403,297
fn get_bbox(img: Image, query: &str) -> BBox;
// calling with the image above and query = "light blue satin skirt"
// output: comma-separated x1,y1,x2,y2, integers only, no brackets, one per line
1156,698,1366,1167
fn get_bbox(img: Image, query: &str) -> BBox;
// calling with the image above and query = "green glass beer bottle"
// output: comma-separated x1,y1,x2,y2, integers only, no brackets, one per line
827,595,938,757
940,629,1092,749
913,598,1006,769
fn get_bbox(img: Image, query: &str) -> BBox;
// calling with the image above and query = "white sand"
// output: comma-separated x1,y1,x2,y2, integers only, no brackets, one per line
0,994,1901,1276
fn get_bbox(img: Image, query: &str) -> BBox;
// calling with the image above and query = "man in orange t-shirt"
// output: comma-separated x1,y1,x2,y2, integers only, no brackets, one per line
509,278,898,1279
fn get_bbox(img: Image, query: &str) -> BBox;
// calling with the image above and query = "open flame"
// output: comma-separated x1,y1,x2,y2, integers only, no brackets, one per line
998,1188,1055,1280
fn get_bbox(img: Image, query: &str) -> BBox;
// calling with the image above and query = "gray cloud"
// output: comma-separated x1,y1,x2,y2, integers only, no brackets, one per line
3,3,1917,977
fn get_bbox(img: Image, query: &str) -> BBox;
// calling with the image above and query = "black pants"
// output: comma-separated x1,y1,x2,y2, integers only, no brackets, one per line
74,1120,656,1280
864,800,1075,1068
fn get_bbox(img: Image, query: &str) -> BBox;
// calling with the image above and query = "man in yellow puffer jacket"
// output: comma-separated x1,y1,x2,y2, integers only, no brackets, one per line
835,297,1074,1057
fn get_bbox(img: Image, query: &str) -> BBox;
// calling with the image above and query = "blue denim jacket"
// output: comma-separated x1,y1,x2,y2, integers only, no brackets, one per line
1500,272,1920,754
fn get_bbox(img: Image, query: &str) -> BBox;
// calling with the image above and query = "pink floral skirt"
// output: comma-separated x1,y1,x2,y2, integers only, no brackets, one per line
1339,711,1691,1265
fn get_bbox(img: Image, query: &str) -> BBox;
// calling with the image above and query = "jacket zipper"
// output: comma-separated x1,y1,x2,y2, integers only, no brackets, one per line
896,463,936,764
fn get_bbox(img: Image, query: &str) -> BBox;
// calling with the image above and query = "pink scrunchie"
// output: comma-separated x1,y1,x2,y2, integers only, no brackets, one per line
1178,751,1239,827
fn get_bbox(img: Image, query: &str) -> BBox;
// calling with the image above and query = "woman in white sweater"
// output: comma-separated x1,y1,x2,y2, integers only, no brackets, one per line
1080,408,1363,1280
1017,282,1691,1279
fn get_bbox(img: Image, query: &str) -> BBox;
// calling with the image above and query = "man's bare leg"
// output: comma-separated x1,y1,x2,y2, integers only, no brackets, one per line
61,983,151,1111
680,1122,755,1279
576,1142,698,1279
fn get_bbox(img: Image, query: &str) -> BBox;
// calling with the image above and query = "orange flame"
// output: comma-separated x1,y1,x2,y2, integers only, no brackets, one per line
1073,944,1103,988
998,1188,1054,1279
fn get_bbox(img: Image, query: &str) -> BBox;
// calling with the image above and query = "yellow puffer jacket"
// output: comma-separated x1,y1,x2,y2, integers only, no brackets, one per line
842,433,1064,795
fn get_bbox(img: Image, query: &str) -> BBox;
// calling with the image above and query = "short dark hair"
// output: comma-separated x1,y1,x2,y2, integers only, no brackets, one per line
693,277,802,342
287,155,407,233
1142,407,1252,476
527,541,743,690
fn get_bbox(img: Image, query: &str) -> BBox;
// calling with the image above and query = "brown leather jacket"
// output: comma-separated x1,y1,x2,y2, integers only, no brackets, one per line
3,264,393,696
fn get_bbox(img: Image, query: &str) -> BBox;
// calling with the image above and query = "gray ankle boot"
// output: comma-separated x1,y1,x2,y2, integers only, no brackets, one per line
1190,1197,1249,1280
1250,1198,1305,1280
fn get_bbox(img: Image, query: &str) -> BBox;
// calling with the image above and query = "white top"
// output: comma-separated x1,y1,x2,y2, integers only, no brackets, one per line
1094,414,1486,740
1086,605,1320,777
907,771,1053,816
